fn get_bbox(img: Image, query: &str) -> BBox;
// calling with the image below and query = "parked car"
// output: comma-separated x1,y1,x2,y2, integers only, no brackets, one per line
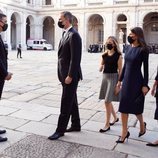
27,39,53,50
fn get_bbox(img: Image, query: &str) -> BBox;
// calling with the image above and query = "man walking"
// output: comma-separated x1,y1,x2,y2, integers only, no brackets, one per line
17,43,22,58
48,11,82,140
0,13,13,142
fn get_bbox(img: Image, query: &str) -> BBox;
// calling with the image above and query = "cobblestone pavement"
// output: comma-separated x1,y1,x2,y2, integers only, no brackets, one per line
0,50,157,158
1,135,125,158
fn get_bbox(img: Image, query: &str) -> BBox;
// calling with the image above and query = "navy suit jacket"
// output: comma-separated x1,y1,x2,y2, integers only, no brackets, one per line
0,35,8,80
155,68,158,81
58,27,82,83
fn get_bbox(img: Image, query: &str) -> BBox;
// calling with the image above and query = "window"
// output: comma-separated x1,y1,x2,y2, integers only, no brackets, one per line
144,0,153,2
115,0,128,4
45,0,51,5
98,30,103,43
34,41,39,44
151,24,158,31
27,0,31,3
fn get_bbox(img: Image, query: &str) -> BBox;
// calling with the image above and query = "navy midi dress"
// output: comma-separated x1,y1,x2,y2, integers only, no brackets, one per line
118,46,149,114
154,69,158,120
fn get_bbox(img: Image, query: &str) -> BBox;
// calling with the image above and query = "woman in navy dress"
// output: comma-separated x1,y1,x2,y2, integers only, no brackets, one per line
116,27,149,143
146,68,158,147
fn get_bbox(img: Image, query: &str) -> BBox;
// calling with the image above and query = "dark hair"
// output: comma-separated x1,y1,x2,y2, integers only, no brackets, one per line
130,27,147,47
0,13,6,20
61,11,73,24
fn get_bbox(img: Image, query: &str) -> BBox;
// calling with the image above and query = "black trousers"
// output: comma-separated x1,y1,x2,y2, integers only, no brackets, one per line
154,95,158,120
0,80,5,99
56,80,80,133
17,49,22,58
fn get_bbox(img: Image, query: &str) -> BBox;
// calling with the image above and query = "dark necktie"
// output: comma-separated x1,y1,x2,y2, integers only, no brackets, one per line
62,31,66,38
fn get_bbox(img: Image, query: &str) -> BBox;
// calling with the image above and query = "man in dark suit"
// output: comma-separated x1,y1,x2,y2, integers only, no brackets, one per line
48,11,82,140
17,43,22,58
0,13,13,142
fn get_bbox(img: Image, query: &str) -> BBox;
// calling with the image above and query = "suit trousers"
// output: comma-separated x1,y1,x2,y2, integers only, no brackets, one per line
154,96,158,120
56,80,80,133
0,80,5,99
17,49,22,58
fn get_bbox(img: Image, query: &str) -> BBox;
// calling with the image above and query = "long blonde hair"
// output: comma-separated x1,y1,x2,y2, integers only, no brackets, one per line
105,36,122,55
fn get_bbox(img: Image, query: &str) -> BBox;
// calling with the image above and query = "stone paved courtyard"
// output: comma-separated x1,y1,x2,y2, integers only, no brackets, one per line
0,50,157,158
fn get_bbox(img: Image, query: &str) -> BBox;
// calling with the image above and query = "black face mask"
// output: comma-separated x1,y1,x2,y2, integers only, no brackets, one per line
2,24,8,31
0,20,8,32
58,21,64,29
106,44,113,50
127,36,135,44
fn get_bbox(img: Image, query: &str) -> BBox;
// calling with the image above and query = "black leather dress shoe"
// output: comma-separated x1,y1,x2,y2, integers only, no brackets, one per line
0,136,7,142
146,143,158,147
0,130,6,134
65,127,81,132
48,132,64,140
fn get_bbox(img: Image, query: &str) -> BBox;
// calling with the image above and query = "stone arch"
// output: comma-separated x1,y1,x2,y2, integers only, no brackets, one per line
26,15,34,42
116,14,127,44
43,16,55,49
143,12,158,53
11,12,21,50
87,14,104,51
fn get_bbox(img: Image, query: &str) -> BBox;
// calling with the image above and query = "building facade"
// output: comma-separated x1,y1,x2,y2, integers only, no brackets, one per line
0,0,158,51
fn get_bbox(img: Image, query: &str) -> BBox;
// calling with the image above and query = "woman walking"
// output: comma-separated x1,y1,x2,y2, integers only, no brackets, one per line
146,67,158,147
116,27,150,143
99,36,122,132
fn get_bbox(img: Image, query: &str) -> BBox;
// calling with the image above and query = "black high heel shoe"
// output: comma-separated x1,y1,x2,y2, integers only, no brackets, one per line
116,131,130,143
99,126,110,133
110,118,119,126
146,142,158,147
138,122,146,137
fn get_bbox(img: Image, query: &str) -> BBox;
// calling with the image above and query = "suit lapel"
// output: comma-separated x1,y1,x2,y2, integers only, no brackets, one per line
0,35,5,51
58,28,73,51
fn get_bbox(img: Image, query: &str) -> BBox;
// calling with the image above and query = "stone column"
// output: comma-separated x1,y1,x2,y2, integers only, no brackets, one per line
103,12,113,40
56,0,61,8
35,0,42,7
127,10,137,36
29,24,35,39
77,13,85,51
84,13,90,51
6,18,11,50
137,22,143,28
34,24,43,39
80,0,85,7
20,14,27,50
128,0,138,4
21,0,27,6
54,17,62,50
42,0,45,5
